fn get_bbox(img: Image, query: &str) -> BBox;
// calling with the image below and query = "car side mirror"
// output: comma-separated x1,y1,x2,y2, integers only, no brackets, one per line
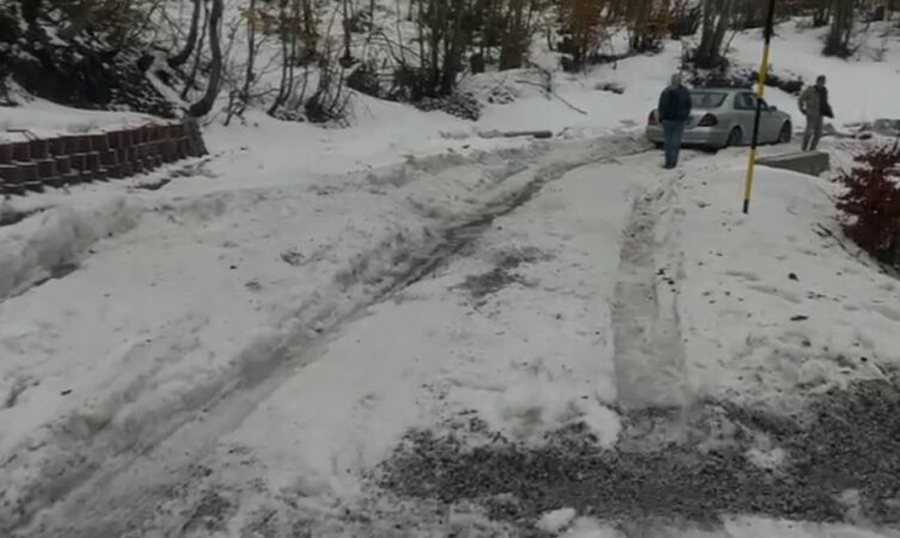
769,105,778,111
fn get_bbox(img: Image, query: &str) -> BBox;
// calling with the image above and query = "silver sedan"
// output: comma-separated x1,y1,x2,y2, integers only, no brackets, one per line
645,88,793,150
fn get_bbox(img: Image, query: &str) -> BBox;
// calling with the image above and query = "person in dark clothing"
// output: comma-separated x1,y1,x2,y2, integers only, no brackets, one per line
657,73,692,169
799,75,834,151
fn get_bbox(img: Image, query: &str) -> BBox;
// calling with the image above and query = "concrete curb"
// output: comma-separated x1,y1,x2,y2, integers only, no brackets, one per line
757,151,830,177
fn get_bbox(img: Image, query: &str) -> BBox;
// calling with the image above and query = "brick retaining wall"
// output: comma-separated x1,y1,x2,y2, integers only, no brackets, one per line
0,121,207,196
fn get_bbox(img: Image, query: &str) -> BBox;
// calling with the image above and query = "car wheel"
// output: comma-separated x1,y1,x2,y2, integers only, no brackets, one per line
654,142,663,149
724,127,742,148
778,122,792,144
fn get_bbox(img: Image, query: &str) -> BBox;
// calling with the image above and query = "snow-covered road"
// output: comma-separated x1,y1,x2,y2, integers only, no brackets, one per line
1,136,646,534
3,132,900,536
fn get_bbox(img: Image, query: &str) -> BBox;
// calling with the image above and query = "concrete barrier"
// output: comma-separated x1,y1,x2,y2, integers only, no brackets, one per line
0,119,208,197
757,151,830,177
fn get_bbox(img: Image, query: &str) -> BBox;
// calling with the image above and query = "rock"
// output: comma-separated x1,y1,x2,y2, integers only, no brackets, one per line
595,82,625,95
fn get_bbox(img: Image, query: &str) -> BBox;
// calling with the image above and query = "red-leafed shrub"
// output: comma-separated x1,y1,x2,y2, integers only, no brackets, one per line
834,141,900,265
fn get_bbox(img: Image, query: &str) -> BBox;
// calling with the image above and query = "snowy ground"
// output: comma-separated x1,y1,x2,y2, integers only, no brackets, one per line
3,17,900,538
4,134,900,536
728,19,900,126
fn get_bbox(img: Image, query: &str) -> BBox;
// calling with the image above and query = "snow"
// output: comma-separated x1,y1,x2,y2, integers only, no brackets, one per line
0,195,139,300
0,97,158,142
559,518,624,538
723,517,900,538
3,11,900,537
461,43,685,139
727,20,900,127
0,134,646,532
209,145,647,506
537,508,578,533
66,142,894,536
674,151,900,414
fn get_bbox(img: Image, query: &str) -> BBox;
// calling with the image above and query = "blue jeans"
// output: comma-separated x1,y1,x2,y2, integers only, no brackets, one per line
662,121,685,168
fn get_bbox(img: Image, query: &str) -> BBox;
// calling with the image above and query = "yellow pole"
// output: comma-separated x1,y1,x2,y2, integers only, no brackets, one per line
742,0,777,214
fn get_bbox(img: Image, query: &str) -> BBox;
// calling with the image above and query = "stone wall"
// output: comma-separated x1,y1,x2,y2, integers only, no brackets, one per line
0,123,207,196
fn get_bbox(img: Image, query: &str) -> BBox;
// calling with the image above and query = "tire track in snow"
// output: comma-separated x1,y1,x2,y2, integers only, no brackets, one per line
611,172,692,411
7,137,651,537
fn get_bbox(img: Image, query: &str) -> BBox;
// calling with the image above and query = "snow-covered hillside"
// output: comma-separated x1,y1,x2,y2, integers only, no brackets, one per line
2,12,900,538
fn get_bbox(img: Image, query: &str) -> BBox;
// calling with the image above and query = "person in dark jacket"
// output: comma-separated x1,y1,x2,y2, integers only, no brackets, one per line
657,73,693,169
799,75,833,151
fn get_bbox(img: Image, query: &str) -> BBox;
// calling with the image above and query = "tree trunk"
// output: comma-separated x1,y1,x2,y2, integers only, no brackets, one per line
241,0,257,104
710,0,732,51
169,0,202,68
500,0,528,69
694,0,732,68
824,0,854,57
188,0,224,117
440,0,466,95
342,0,353,61
302,0,316,56
181,0,210,100
288,0,299,98
268,0,290,115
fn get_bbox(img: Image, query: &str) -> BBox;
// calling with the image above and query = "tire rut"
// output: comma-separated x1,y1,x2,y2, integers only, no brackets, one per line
9,138,651,537
611,172,692,413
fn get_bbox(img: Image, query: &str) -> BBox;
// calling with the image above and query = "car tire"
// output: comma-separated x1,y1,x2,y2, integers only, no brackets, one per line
724,127,742,148
778,122,792,144
654,142,664,149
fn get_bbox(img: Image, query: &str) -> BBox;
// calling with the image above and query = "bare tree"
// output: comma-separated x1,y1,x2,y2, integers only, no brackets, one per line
824,0,854,57
188,0,224,116
242,0,258,103
498,0,537,70
182,0,210,100
694,0,734,68
269,0,321,118
269,0,292,114
169,0,202,68
341,0,354,62
558,0,606,71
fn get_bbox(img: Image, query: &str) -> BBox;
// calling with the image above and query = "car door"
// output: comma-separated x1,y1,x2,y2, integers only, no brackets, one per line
732,92,758,143
758,98,781,142
735,92,777,143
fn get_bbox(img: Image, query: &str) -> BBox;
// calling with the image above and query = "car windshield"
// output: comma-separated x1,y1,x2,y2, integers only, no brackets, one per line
690,91,727,109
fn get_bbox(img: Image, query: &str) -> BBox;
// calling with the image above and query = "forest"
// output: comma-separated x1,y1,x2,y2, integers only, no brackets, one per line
0,0,896,121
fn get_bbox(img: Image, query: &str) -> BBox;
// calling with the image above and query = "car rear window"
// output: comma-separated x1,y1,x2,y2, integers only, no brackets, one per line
690,92,727,109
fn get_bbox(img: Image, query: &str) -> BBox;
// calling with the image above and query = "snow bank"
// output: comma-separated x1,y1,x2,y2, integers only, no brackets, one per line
672,153,900,414
559,518,624,538
467,43,685,139
723,516,900,538
0,98,157,142
0,195,140,300
536,508,577,533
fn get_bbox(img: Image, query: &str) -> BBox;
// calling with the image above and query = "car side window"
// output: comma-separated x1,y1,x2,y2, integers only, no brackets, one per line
735,93,757,110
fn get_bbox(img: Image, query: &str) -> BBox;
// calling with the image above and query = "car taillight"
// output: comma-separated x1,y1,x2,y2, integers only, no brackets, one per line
648,111,658,126
697,113,718,127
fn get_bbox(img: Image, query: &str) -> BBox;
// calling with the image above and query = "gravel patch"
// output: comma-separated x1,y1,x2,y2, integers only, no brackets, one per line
378,379,900,529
